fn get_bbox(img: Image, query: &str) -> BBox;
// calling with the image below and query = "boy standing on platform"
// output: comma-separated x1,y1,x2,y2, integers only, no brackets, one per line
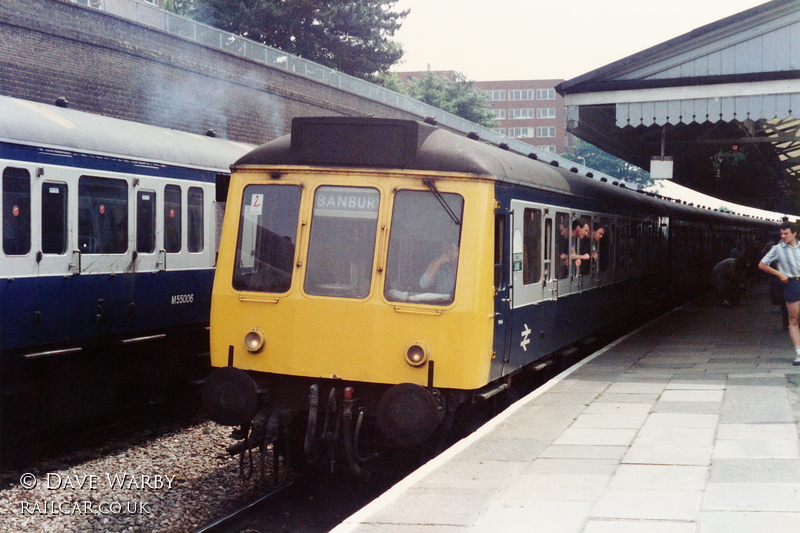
759,221,800,365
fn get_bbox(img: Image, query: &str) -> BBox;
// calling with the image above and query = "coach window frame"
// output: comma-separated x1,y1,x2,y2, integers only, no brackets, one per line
136,189,157,255
2,166,32,257
41,181,68,255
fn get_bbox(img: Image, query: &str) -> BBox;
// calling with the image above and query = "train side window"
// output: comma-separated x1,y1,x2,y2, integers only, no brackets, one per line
3,167,31,256
523,208,542,285
305,186,380,299
385,189,463,306
555,211,569,279
41,182,68,255
136,190,156,254
187,186,204,253
544,217,552,280
233,184,301,293
164,184,182,253
78,176,128,254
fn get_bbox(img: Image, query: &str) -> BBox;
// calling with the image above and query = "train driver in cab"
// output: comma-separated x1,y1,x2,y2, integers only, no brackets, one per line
419,241,459,295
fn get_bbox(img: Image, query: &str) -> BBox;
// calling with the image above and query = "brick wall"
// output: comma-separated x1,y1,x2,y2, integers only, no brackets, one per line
0,0,419,145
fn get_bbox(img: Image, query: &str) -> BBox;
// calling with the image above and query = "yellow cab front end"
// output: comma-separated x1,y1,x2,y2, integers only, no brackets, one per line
210,166,496,393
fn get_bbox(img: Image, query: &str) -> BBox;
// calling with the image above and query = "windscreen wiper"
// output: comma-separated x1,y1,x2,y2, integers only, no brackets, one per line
423,179,461,226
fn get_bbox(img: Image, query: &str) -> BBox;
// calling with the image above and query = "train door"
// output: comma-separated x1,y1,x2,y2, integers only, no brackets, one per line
491,209,511,377
504,200,551,371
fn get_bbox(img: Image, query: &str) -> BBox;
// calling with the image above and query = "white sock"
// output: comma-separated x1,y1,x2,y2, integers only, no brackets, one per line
795,346,800,357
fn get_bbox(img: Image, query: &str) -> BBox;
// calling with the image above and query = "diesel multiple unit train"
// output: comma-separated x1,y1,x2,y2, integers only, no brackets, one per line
202,117,778,478
0,95,251,460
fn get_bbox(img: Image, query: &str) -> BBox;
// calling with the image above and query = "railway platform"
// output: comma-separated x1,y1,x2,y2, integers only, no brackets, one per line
330,285,800,533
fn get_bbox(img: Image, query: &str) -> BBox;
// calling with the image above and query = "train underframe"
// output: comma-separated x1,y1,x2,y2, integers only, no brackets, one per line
0,326,211,465
202,355,568,483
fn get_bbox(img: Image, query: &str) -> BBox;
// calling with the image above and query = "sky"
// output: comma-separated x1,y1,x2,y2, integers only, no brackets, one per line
391,0,772,81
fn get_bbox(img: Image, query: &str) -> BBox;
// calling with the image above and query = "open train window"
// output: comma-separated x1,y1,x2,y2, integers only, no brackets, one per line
164,184,182,253
136,190,156,254
596,217,611,273
188,186,204,253
41,182,67,255
555,212,569,279
384,189,463,306
78,176,128,254
233,184,301,293
304,186,380,299
3,167,31,256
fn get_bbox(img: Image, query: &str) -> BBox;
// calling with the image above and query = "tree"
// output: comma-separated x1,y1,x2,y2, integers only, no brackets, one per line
563,142,652,187
403,71,495,128
188,0,408,79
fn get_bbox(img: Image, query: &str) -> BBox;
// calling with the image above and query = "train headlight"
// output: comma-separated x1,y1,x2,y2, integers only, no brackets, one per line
244,328,266,353
404,342,429,367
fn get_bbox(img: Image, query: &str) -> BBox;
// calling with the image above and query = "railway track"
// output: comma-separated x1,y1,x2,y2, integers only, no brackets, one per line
193,477,298,533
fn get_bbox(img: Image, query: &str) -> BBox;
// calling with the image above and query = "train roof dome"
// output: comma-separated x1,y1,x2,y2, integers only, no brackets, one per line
0,95,253,171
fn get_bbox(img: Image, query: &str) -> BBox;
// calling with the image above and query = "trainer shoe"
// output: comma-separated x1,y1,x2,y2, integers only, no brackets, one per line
794,355,800,366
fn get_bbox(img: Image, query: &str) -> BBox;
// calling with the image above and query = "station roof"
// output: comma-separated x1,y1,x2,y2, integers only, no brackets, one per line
556,0,800,213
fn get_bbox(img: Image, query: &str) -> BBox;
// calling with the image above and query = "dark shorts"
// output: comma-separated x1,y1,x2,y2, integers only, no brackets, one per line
785,279,800,303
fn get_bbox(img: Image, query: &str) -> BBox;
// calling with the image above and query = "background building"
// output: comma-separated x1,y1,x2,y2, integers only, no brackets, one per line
474,79,570,154
396,73,573,155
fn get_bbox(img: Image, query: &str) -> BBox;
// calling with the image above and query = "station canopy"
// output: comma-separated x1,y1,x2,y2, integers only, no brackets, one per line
557,0,800,214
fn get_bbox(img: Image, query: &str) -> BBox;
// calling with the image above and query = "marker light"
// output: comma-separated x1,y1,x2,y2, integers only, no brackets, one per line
404,342,429,367
244,328,266,353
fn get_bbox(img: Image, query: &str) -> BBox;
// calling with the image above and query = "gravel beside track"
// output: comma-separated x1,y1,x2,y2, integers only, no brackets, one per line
0,418,266,533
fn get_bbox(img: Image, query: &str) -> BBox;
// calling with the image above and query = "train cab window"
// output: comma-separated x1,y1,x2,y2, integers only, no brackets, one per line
555,212,569,279
78,176,128,254
305,186,380,299
233,184,301,293
384,189,463,306
3,167,31,256
522,208,542,284
164,184,182,253
41,182,68,255
187,186,204,253
136,190,156,254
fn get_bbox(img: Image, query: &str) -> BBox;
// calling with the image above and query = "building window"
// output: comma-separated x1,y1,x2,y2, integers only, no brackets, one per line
509,90,534,101
489,109,506,120
508,127,533,138
536,127,556,138
492,127,507,135
536,145,557,154
485,90,506,101
537,107,557,119
509,108,534,119
537,89,556,100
